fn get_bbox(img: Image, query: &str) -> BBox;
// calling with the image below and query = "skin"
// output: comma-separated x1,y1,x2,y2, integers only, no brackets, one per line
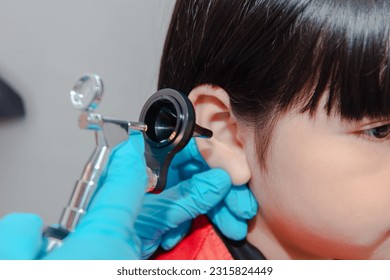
243,102,390,259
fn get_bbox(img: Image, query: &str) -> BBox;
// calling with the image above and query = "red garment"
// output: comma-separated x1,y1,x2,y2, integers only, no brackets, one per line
153,215,233,260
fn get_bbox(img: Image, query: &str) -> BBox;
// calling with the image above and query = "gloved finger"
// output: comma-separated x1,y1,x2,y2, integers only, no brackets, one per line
168,139,210,186
223,185,258,219
0,213,43,259
136,168,231,259
207,203,248,240
160,220,191,251
78,132,148,235
167,139,207,188
136,168,231,238
169,138,204,170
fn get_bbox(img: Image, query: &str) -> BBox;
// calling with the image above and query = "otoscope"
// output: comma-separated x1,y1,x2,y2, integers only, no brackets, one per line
43,73,212,252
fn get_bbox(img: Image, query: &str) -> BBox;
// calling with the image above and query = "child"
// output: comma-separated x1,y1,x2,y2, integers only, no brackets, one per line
154,0,390,259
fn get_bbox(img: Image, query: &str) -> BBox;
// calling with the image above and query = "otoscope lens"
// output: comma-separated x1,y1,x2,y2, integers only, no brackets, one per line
70,73,103,111
144,99,178,144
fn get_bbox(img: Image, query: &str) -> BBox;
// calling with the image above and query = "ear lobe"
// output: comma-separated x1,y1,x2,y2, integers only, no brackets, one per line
188,85,251,185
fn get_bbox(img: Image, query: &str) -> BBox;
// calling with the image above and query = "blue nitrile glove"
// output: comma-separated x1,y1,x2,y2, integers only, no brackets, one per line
0,132,148,260
135,138,258,259
0,213,43,259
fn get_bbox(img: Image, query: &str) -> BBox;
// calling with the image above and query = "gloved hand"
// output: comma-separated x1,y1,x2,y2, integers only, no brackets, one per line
0,213,43,259
136,138,258,259
0,132,148,260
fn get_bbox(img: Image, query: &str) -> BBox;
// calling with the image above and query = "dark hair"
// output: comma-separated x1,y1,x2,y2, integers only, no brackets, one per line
158,0,390,164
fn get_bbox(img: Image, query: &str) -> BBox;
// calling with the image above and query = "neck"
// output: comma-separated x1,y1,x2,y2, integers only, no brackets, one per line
246,213,325,260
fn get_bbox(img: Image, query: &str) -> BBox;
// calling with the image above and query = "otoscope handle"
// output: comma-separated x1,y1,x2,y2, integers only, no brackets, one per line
43,74,150,255
43,144,111,253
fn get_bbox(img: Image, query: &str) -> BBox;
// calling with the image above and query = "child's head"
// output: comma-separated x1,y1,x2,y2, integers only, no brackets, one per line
159,0,390,259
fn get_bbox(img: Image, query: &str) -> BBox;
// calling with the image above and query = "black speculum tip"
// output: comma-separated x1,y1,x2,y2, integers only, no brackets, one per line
144,99,178,144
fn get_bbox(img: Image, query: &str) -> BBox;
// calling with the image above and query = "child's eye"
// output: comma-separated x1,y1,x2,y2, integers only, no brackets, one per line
363,124,390,139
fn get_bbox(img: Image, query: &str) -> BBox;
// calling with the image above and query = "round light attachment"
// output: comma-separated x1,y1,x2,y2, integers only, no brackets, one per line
70,73,103,111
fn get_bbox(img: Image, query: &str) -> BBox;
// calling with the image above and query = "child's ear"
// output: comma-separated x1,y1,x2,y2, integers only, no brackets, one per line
188,85,251,185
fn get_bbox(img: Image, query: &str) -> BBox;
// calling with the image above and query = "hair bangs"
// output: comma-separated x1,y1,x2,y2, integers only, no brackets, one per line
290,0,390,121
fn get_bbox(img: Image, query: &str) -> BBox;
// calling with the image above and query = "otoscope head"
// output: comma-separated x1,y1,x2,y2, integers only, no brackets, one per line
139,88,212,193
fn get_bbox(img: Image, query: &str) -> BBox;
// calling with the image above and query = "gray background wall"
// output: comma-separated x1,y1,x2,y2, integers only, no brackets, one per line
0,0,175,223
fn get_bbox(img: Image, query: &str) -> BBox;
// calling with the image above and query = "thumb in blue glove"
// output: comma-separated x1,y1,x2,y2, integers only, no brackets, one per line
0,213,43,259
